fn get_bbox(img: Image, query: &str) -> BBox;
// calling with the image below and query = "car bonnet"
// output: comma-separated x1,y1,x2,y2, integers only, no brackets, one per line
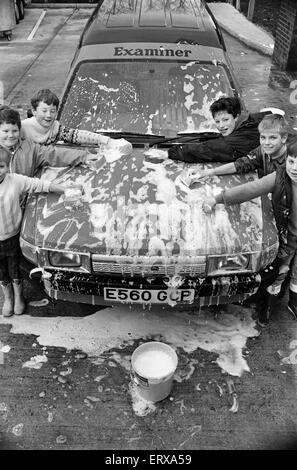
22,150,278,259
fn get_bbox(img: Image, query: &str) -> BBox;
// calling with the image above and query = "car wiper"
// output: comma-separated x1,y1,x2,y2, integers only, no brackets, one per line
101,131,165,139
98,131,219,147
150,132,221,146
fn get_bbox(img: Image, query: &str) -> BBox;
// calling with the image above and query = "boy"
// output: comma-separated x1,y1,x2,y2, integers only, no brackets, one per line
0,148,81,317
167,96,270,163
21,88,132,155
189,114,290,181
189,114,290,303
201,139,297,325
0,107,102,177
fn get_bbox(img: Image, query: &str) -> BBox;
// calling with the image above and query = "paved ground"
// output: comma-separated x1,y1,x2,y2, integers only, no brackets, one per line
230,0,280,37
1,6,297,453
208,2,274,56
1,8,92,111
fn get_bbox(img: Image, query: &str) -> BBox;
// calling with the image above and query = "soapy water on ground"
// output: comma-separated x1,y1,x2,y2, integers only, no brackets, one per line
0,304,258,375
281,339,297,365
0,304,259,415
22,354,48,369
28,298,49,307
129,381,157,416
12,423,24,436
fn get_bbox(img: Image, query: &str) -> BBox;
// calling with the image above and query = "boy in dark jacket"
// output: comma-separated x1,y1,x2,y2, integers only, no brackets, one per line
201,140,297,325
189,114,290,181
167,96,269,163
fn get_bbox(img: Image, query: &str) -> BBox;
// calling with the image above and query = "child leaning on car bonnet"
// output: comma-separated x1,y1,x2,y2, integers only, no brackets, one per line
187,114,291,183
167,96,271,164
21,88,132,156
0,106,131,177
0,146,83,318
201,138,297,326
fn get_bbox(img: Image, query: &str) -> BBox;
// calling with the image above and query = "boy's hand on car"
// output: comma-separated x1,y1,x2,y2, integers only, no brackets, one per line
106,137,133,157
67,183,85,195
188,168,214,182
85,150,104,165
202,196,216,213
85,152,97,163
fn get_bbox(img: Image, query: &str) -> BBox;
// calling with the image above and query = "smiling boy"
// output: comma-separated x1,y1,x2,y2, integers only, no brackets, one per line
190,114,290,181
202,139,297,325
0,107,101,177
21,89,132,156
167,97,269,163
22,89,111,145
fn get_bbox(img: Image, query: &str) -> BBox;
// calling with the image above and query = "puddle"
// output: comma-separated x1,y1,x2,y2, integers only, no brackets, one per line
0,304,260,416
0,304,259,377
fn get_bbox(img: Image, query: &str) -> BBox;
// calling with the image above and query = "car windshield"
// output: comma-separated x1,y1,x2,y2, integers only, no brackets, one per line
60,60,234,138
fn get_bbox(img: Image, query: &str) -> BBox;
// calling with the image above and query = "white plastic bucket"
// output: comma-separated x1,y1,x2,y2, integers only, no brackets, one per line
131,342,178,402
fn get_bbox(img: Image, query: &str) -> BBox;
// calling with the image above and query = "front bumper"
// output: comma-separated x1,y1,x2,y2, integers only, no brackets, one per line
40,269,261,307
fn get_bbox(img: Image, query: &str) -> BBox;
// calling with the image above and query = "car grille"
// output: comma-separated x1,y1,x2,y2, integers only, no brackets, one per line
92,258,206,276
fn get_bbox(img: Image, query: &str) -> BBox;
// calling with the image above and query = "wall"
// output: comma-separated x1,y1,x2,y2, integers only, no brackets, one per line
273,0,297,70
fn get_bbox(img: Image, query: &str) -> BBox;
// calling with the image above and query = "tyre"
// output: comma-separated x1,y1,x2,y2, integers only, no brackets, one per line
15,2,20,24
19,0,25,20
5,31,12,41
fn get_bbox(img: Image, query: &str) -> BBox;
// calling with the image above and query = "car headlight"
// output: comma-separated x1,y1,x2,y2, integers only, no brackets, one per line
48,251,81,267
207,254,251,276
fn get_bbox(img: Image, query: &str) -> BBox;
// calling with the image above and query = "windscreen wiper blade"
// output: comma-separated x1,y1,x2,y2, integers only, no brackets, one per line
99,131,220,146
151,132,221,146
101,131,165,139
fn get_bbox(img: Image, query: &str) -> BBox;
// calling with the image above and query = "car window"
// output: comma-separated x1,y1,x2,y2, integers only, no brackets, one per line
60,60,234,137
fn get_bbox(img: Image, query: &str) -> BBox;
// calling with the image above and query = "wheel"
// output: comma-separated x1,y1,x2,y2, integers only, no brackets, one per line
18,0,25,20
4,31,12,41
15,2,20,24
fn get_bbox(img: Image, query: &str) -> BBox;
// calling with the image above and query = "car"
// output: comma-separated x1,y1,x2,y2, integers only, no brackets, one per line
15,0,26,24
20,0,279,308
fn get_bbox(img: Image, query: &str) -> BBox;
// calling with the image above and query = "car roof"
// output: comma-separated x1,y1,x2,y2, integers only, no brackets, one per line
79,0,226,50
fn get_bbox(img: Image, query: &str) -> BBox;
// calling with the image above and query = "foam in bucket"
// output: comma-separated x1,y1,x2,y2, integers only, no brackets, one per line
131,342,178,402
134,349,174,379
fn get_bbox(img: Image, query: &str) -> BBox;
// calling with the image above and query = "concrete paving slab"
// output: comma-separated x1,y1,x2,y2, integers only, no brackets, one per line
208,2,274,56
0,8,92,109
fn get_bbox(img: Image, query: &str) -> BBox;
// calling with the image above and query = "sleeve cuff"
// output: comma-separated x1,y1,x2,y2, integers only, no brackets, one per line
168,146,184,161
98,135,110,145
44,180,51,192
215,190,225,204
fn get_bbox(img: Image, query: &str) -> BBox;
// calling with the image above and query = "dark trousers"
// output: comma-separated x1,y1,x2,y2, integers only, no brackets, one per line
0,233,22,283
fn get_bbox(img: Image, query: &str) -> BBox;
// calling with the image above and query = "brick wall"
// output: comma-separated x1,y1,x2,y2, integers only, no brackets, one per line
273,0,297,70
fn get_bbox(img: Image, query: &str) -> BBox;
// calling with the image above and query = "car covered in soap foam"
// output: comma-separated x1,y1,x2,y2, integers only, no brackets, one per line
20,0,279,308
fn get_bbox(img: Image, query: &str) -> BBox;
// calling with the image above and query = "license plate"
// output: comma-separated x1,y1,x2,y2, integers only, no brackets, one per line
103,287,195,304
